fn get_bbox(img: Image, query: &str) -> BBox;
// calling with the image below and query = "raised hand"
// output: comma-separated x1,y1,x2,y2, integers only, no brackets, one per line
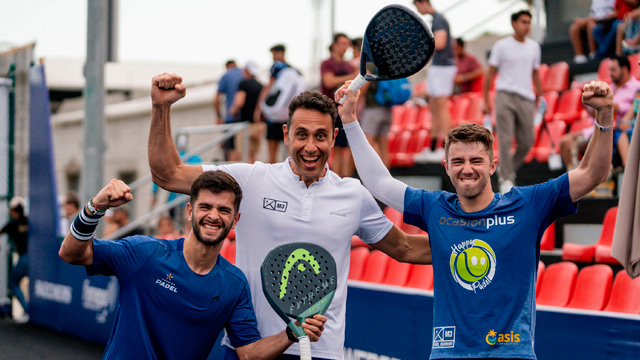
151,73,186,107
334,81,360,125
582,81,613,112
92,179,133,210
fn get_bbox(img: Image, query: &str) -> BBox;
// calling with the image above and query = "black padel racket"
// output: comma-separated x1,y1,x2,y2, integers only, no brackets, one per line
261,243,337,360
338,4,435,104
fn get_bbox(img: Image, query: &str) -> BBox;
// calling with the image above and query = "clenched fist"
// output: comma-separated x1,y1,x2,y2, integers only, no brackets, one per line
92,179,133,210
151,73,186,107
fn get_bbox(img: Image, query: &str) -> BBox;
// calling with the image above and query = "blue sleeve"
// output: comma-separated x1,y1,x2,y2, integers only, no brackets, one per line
522,173,577,228
87,236,158,281
225,279,262,347
218,74,229,94
403,186,438,232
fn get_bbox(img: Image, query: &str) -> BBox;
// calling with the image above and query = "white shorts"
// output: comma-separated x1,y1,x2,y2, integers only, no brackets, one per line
426,65,457,97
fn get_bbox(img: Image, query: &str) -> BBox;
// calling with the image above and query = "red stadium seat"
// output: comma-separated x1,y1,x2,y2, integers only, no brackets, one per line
383,206,403,227
543,61,569,93
393,129,430,167
537,63,549,86
536,261,545,294
536,261,578,307
226,228,236,241
416,106,432,131
389,131,411,166
568,111,593,134
449,96,471,127
402,106,423,131
594,207,619,264
459,93,484,125
566,264,614,310
351,235,368,249
469,73,484,93
220,240,236,264
540,222,556,251
603,270,640,314
597,58,612,83
562,243,596,263
532,121,567,163
349,247,370,281
405,264,434,290
541,90,559,123
390,105,408,133
552,88,583,126
382,258,412,286
360,250,390,283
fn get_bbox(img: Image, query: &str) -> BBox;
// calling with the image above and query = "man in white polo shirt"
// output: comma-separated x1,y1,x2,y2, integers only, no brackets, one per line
148,73,431,360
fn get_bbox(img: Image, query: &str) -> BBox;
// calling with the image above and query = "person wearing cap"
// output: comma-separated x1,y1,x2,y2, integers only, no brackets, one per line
230,62,265,163
1,197,29,322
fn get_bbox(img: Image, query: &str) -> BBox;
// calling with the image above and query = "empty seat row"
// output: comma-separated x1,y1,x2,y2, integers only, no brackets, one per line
562,207,619,265
349,247,434,290
537,261,640,314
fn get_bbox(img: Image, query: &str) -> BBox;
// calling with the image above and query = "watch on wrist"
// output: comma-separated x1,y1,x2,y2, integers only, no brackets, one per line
286,326,299,342
594,119,615,131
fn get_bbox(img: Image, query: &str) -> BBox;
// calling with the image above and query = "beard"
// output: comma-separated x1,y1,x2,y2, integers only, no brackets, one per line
191,217,231,247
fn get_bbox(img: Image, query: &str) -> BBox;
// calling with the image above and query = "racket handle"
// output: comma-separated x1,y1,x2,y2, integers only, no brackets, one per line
298,336,311,360
338,74,367,104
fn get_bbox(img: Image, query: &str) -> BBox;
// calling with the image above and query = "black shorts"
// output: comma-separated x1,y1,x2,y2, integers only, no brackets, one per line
266,121,285,141
334,115,349,148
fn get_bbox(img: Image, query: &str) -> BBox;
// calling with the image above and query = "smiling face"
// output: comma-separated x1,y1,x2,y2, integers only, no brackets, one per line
444,141,497,202
188,189,239,247
284,108,337,186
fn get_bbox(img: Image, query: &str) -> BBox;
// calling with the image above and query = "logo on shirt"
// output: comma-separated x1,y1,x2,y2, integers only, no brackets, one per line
156,273,178,293
263,198,288,212
486,329,520,345
433,326,456,348
450,239,496,292
439,215,515,229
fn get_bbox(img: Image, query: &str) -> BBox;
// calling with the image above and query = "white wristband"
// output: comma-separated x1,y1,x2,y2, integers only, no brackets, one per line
594,119,614,131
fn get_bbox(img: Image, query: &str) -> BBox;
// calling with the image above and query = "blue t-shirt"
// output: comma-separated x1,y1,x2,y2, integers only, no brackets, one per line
217,67,244,123
88,236,261,359
404,174,576,359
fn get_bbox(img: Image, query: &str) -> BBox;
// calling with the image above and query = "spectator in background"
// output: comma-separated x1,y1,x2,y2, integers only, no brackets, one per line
350,37,367,117
570,0,615,63
257,44,290,164
1,197,29,323
413,0,457,163
616,5,640,55
154,215,182,240
229,61,264,164
483,10,544,194
321,33,360,177
59,191,80,237
592,0,636,60
453,37,484,94
560,55,640,169
103,207,144,238
213,60,244,162
359,82,392,168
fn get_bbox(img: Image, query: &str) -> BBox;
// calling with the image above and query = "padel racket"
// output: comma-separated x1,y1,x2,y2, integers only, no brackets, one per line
261,243,337,360
338,4,435,104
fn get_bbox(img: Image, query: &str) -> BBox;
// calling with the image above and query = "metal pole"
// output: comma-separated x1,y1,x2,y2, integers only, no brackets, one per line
82,0,108,203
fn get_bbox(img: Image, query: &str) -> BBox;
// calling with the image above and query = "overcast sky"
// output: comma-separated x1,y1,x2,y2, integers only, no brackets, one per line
0,0,530,71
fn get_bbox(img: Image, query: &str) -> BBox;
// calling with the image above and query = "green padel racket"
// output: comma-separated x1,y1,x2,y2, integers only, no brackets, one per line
261,243,337,360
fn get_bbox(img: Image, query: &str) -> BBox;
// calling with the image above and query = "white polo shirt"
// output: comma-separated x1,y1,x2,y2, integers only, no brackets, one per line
205,159,393,359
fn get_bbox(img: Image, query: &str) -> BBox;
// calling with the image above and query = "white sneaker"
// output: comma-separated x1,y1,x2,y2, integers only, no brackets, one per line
499,179,514,194
14,313,29,324
573,55,588,64
414,148,445,163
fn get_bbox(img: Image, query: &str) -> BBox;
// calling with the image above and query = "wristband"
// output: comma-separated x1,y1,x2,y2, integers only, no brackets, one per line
594,119,615,131
286,326,299,343
70,208,102,241
86,198,107,217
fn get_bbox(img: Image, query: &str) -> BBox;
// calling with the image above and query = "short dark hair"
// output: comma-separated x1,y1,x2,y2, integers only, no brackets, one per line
287,91,337,132
445,123,495,161
190,170,243,213
611,55,631,71
351,37,363,48
456,37,464,47
270,44,286,53
511,10,532,22
333,33,349,44
225,60,236,67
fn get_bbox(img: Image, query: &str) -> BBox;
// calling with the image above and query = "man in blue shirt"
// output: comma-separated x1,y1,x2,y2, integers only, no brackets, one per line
59,171,326,359
337,80,614,359
215,60,245,161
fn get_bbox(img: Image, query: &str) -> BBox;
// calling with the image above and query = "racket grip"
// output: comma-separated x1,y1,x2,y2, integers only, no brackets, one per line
338,74,367,104
298,336,311,360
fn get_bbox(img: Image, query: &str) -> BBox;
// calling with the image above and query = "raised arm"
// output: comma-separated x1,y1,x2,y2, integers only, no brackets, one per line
59,179,133,266
371,225,431,264
335,82,407,212
148,73,204,194
568,81,614,202
235,315,327,360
